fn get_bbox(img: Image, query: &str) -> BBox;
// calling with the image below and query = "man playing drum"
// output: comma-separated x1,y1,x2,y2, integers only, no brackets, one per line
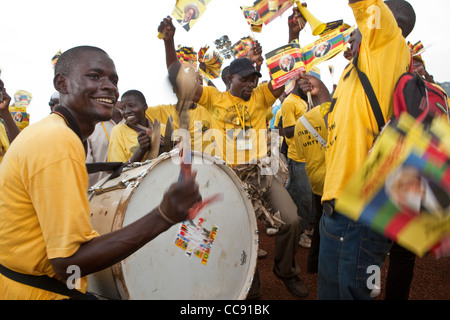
158,11,309,299
0,46,202,299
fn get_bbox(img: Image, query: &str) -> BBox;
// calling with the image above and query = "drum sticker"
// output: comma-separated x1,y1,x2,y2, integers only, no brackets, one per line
174,217,218,265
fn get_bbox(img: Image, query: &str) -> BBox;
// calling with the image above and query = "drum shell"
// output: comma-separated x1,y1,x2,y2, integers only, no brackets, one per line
88,151,258,300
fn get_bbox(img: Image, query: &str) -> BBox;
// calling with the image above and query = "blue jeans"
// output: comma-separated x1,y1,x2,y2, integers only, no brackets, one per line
286,159,312,231
318,210,392,300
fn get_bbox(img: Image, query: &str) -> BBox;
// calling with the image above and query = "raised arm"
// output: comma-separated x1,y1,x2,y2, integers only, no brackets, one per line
158,16,203,103
268,5,307,98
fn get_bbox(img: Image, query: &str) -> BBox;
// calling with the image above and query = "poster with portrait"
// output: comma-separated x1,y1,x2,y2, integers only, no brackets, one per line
301,26,354,72
336,114,450,258
265,42,305,89
172,0,210,32
241,0,293,32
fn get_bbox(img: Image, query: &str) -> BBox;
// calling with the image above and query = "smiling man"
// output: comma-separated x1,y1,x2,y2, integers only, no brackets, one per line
0,46,202,299
107,89,164,163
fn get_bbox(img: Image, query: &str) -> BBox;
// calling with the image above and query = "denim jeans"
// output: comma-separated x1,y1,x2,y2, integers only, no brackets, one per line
286,159,312,231
318,210,392,300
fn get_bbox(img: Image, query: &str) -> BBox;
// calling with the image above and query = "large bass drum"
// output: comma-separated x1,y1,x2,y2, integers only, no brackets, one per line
87,150,258,300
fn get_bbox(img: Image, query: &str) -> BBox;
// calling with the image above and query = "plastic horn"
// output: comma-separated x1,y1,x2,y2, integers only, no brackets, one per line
295,1,327,36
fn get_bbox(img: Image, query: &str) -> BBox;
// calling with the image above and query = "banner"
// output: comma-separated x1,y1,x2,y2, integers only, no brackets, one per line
301,25,354,72
241,0,293,32
231,36,255,59
336,114,450,257
265,42,305,89
265,26,353,88
172,0,211,32
198,46,223,80
176,46,198,68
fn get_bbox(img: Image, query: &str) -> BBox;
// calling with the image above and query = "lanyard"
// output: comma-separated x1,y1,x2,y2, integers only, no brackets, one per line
101,121,110,142
231,97,247,135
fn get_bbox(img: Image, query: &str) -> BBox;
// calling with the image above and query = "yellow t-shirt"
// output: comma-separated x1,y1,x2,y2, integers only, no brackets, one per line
0,121,9,164
146,104,217,155
0,114,99,299
198,82,277,165
274,108,282,128
322,0,412,202
107,121,166,163
281,93,307,163
294,106,327,196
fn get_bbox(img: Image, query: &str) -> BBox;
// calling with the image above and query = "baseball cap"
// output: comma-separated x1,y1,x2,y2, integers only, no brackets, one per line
228,57,262,78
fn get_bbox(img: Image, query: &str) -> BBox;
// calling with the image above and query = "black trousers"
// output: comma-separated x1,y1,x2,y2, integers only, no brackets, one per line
385,242,416,300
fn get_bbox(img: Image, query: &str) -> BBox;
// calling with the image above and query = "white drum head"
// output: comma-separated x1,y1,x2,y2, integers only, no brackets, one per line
89,152,258,300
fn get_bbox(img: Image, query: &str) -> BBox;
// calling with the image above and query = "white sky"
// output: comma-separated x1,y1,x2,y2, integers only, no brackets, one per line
0,0,448,124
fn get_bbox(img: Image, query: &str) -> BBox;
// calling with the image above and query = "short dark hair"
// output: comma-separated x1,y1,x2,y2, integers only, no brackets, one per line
54,46,108,76
385,0,416,38
121,90,147,106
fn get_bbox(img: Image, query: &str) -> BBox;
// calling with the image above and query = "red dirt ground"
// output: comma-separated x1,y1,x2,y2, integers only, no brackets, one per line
255,219,450,300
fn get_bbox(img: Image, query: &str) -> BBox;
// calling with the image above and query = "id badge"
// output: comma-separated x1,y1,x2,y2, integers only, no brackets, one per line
237,138,253,151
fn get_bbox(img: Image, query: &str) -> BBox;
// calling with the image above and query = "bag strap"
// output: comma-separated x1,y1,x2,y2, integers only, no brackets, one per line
86,162,126,181
299,115,327,147
352,53,385,133
0,264,97,300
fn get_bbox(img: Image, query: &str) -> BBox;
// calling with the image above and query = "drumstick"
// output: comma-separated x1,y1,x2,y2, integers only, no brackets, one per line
188,193,224,220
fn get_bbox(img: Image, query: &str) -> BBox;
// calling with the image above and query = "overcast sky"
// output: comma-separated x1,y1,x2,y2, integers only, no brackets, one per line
0,0,448,124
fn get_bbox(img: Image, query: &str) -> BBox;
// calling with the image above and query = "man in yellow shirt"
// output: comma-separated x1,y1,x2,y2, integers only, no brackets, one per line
294,73,332,274
280,78,312,248
0,78,20,164
108,89,165,163
158,12,309,299
319,0,416,299
0,46,202,299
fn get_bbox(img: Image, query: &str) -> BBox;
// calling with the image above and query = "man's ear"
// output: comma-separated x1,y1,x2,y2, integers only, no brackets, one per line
53,73,68,94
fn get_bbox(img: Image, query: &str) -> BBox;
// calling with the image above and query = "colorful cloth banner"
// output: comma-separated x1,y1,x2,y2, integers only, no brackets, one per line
172,0,211,32
241,0,293,32
265,26,353,88
408,40,425,57
51,50,62,68
176,46,198,68
336,114,450,257
408,40,426,68
198,46,223,80
231,36,255,59
301,25,353,72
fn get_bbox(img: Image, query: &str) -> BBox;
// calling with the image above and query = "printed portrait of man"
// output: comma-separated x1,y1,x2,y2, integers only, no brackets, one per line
313,41,331,58
279,55,295,72
177,2,200,31
386,165,450,218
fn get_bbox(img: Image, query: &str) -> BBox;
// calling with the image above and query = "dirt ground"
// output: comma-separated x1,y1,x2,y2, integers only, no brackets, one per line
254,219,450,300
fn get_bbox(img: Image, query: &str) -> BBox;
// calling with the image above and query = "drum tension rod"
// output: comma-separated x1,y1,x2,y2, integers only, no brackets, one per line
88,176,141,196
